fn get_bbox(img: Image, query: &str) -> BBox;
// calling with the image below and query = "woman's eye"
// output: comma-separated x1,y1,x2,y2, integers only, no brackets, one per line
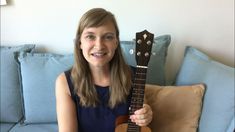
86,35,95,40
104,35,115,40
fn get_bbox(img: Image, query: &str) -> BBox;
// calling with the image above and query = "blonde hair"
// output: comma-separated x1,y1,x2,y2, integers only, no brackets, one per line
71,8,132,108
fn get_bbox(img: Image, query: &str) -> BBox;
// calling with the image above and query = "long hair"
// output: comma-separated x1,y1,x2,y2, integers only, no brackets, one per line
71,8,132,108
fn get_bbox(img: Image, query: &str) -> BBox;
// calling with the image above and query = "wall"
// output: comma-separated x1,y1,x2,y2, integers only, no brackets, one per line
1,0,234,82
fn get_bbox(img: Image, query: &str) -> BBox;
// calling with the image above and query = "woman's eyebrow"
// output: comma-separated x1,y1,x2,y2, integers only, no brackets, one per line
83,31,94,35
104,32,115,36
82,31,115,36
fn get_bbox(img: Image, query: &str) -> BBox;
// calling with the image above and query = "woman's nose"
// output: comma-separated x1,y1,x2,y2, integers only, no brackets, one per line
93,38,104,50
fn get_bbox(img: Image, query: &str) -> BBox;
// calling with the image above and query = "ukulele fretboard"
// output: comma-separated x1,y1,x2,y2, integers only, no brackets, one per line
127,67,148,131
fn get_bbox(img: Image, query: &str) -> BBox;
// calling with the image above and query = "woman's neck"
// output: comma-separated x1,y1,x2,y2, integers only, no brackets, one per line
90,65,110,87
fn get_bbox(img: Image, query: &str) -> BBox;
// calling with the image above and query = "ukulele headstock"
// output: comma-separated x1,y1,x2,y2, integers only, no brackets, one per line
135,30,154,67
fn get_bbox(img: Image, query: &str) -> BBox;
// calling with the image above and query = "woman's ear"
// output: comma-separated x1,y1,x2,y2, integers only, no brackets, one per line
79,41,82,50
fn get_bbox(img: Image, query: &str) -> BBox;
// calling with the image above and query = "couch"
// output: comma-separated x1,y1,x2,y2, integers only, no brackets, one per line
1,35,234,132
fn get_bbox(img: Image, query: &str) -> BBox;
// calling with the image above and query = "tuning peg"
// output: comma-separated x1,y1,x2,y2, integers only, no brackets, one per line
129,48,156,56
137,39,142,44
147,40,152,45
145,52,150,57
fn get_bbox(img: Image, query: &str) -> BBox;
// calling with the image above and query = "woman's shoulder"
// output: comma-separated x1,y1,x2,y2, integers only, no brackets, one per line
56,68,72,81
55,68,73,96
64,68,72,76
56,72,66,85
56,69,71,85
55,72,71,96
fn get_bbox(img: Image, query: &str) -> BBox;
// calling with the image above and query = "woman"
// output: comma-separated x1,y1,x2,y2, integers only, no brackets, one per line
55,8,153,132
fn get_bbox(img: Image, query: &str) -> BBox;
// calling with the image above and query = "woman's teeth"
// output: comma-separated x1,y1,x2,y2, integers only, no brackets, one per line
92,53,106,57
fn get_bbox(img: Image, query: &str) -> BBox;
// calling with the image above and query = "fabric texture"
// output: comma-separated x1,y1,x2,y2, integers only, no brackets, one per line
0,123,16,132
0,44,35,122
145,84,205,132
8,123,58,132
175,46,235,132
16,52,74,123
120,35,171,85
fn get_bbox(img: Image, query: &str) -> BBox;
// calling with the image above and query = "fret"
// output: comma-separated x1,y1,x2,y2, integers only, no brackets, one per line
135,72,146,78
131,97,144,100
133,83,145,87
131,92,144,96
130,99,144,104
135,72,146,75
129,105,143,112
134,78,146,81
132,88,145,92
130,99,144,103
132,93,144,97
131,93,144,97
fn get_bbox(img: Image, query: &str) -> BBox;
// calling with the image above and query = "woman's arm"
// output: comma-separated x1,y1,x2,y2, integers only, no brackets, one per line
55,73,78,132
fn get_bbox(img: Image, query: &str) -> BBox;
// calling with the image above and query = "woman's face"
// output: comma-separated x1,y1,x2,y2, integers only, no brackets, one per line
80,21,118,69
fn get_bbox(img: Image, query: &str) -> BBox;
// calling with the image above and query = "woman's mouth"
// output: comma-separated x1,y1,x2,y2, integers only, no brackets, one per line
91,52,107,57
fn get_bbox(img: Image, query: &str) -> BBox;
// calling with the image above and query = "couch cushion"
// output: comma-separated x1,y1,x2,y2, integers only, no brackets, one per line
145,84,205,132
0,45,35,122
0,123,16,132
226,118,234,132
17,52,74,123
9,123,58,132
175,46,235,132
120,35,171,85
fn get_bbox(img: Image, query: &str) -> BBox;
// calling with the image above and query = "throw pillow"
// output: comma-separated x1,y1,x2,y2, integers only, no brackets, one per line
226,118,234,132
17,52,74,123
120,35,171,85
0,44,35,123
175,46,234,132
145,84,205,132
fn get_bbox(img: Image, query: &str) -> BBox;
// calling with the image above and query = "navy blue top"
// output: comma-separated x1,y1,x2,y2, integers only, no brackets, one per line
64,69,132,132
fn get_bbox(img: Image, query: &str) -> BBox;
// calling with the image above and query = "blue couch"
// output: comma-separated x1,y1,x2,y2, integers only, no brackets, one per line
1,35,234,132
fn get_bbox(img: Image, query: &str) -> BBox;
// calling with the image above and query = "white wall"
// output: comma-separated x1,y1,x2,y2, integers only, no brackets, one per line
1,0,234,82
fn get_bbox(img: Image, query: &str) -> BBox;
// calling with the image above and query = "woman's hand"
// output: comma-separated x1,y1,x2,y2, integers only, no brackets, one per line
130,104,153,126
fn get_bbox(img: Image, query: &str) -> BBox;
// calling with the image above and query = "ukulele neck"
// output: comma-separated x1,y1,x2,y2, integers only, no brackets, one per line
125,29,154,132
127,66,148,131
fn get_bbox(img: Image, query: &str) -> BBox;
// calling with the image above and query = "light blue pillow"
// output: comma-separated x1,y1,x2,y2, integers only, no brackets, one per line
226,118,234,132
175,46,234,132
0,44,35,123
120,35,171,85
0,123,16,132
17,52,74,123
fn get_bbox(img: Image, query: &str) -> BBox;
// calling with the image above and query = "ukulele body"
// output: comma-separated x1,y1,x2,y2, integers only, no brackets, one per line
115,123,151,132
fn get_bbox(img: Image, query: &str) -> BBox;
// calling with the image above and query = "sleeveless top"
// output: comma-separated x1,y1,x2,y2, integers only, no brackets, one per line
64,69,133,132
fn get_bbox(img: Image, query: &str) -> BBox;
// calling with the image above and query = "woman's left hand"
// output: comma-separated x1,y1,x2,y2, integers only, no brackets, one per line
130,104,153,126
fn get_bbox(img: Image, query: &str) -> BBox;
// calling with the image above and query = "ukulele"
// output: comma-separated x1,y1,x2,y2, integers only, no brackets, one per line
115,30,154,132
